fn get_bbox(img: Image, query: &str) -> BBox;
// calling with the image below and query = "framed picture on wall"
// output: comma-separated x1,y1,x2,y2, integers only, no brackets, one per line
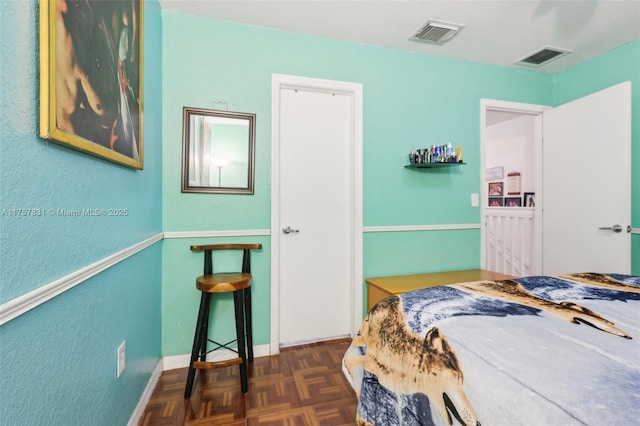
505,197,522,207
507,172,521,194
488,197,504,207
488,182,503,196
485,166,504,181
39,0,144,169
524,192,535,207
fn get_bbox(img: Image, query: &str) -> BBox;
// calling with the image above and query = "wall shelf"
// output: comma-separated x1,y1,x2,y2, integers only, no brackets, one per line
405,162,466,169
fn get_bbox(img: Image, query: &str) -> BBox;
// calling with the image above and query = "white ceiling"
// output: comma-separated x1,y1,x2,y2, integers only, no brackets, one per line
159,0,640,73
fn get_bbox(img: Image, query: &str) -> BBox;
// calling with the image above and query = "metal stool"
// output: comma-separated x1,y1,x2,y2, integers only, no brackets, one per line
184,243,262,399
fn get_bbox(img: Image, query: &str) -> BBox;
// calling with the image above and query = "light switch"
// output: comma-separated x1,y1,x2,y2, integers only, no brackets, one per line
471,193,479,207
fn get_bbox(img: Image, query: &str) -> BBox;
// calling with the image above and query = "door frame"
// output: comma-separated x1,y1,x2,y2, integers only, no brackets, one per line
480,99,550,274
270,73,363,354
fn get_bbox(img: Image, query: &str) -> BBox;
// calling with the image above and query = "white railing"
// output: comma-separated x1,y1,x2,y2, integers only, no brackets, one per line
485,208,535,277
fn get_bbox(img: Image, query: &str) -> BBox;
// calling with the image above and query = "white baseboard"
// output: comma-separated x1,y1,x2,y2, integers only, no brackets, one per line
128,360,163,426
162,344,272,371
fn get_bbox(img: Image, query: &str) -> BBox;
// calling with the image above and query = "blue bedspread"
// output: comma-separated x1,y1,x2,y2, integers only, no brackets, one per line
343,273,640,426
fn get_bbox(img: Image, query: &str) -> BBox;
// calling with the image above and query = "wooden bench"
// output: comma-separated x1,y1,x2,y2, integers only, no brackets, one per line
366,269,516,311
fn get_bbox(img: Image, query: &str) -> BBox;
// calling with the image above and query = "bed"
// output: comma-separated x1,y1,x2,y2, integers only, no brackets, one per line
343,273,640,426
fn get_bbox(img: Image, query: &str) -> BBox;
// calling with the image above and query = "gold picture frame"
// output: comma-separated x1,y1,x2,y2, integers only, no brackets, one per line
39,0,144,169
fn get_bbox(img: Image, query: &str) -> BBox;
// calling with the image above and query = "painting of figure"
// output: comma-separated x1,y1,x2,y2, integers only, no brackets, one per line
40,0,143,169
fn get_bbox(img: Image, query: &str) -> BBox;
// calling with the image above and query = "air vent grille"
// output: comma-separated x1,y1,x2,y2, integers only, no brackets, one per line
411,20,465,44
515,46,571,67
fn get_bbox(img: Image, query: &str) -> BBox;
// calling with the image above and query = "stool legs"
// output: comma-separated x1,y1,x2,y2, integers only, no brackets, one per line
185,292,211,399
198,294,211,362
184,290,249,399
233,290,248,393
244,288,254,362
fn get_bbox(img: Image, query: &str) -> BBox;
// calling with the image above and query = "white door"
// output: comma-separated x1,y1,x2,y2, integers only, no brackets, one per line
271,75,363,350
542,82,631,275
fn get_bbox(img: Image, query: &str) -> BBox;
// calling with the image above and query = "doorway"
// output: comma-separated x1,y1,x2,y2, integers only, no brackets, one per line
481,100,547,275
481,82,631,276
270,74,363,353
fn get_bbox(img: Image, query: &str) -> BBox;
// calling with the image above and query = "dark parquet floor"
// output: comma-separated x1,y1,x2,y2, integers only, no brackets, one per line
138,339,357,426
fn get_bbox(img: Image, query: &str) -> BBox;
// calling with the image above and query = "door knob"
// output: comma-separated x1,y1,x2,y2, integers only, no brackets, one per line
282,225,300,234
598,224,623,233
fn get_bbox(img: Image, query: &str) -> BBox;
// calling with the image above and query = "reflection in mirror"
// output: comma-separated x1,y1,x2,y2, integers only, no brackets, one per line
182,107,256,194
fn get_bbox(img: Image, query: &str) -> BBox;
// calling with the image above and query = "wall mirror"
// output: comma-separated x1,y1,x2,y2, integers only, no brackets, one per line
182,107,256,194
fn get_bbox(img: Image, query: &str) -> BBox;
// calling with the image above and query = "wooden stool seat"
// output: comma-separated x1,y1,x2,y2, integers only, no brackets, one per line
184,243,262,400
196,273,251,293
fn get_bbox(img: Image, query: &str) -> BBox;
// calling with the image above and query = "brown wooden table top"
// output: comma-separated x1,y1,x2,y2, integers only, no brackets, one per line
365,269,516,294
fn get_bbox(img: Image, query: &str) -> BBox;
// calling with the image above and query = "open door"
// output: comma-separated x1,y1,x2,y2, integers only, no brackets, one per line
542,82,631,275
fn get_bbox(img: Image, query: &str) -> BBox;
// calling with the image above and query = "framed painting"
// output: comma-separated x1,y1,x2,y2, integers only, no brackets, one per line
39,0,144,169
505,197,522,207
485,165,504,181
488,197,504,207
506,171,521,194
488,182,503,196
524,192,535,207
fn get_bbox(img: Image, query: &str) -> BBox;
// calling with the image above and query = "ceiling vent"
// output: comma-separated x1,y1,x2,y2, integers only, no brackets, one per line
411,19,465,44
515,46,572,67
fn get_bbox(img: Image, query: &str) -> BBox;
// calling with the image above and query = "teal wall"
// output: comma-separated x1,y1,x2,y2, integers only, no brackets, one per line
160,13,553,356
1,6,638,424
552,40,640,275
0,1,163,424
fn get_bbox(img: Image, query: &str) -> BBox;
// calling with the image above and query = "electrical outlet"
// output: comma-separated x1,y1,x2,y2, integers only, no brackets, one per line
117,341,126,378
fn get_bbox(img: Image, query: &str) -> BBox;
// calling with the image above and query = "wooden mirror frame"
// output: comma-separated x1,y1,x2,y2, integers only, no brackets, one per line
181,107,256,194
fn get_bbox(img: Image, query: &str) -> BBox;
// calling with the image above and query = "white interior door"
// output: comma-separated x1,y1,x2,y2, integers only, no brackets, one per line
542,81,631,275
271,75,363,350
